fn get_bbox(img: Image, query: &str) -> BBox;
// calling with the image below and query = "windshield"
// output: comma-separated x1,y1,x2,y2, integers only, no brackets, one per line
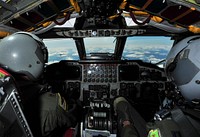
44,36,173,65
43,38,79,64
84,37,116,55
123,36,173,63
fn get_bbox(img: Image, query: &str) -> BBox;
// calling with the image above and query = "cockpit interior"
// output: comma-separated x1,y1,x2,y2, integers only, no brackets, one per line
0,0,200,137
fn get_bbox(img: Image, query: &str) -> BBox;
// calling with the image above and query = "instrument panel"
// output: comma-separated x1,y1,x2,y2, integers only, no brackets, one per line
45,60,168,103
45,60,173,134
83,63,118,83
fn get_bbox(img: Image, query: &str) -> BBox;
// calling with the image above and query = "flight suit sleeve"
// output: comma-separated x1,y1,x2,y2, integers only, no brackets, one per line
39,92,74,136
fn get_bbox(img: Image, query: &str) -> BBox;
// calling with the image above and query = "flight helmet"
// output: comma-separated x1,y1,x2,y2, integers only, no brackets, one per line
0,32,48,81
165,35,200,101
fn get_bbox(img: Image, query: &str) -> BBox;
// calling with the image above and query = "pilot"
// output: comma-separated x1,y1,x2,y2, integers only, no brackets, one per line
0,32,78,137
114,36,200,137
165,35,200,101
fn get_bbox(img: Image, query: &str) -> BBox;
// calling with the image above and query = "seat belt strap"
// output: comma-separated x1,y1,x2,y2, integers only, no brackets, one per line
171,108,199,137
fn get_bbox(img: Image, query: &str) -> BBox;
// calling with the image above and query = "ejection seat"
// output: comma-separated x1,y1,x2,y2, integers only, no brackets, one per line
0,68,35,137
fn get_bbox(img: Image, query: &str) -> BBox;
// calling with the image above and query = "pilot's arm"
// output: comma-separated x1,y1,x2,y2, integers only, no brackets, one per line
39,92,77,137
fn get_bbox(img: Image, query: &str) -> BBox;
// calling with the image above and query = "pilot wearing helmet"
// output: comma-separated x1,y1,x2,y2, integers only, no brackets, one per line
165,35,200,101
113,36,200,137
0,32,78,137
148,35,200,137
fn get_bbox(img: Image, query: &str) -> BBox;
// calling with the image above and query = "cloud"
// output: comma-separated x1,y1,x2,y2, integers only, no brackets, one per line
72,53,79,56
126,53,145,58
66,57,74,60
148,57,163,64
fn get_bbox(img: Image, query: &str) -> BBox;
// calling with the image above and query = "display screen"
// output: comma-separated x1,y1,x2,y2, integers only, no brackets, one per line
119,65,140,81
45,63,82,81
65,66,81,80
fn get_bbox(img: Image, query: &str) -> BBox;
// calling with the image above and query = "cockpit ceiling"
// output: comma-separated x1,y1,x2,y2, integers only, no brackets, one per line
0,0,200,37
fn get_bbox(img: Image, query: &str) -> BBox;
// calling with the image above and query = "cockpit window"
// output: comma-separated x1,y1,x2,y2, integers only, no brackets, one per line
44,38,79,64
123,36,173,63
44,36,173,66
84,37,116,56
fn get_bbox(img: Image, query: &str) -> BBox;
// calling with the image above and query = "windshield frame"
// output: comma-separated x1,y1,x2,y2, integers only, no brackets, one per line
44,35,174,66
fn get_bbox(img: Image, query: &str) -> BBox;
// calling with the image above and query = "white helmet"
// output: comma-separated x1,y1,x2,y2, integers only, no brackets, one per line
0,32,48,81
165,35,200,101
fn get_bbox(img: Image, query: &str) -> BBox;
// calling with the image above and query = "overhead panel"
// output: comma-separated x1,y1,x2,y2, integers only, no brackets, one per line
129,0,168,13
176,10,200,25
20,11,44,24
37,2,57,18
0,0,71,31
5,18,30,30
52,0,71,11
0,0,37,21
129,0,200,27
161,5,200,26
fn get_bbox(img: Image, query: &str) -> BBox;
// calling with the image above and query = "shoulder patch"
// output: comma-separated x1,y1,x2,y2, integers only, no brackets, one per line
148,129,161,137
